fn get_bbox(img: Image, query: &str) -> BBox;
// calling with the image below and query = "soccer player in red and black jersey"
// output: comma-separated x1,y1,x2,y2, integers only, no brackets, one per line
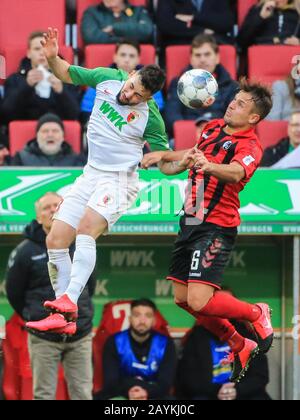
141,79,274,383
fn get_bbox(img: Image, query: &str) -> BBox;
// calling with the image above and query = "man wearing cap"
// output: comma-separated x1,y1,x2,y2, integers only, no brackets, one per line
11,113,85,167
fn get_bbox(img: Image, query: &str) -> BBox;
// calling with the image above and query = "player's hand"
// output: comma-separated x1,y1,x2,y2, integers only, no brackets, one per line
49,74,63,93
41,27,59,61
260,1,276,19
193,151,213,173
141,151,167,169
26,69,44,87
178,148,197,170
128,386,148,400
218,383,237,401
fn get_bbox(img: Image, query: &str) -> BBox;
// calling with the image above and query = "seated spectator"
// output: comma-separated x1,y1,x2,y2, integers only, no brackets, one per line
267,64,300,120
11,113,85,167
176,290,272,401
156,0,235,49
81,39,164,125
5,192,95,400
238,0,300,50
81,0,154,45
261,110,300,166
165,35,237,137
95,299,177,400
0,144,10,166
2,31,80,123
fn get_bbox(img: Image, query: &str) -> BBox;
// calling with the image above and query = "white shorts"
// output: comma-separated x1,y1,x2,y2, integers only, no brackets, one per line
54,164,139,232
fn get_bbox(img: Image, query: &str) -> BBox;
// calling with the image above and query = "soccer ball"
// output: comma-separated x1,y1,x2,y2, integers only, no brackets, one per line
177,69,219,109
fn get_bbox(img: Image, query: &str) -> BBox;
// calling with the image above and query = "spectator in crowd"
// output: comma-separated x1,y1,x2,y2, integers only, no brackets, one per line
81,0,154,45
238,0,300,50
176,290,271,401
267,63,300,120
80,39,164,125
156,0,235,49
11,113,85,167
261,110,300,166
195,115,211,139
0,144,10,166
5,192,95,400
1,31,80,123
165,35,237,138
95,299,177,400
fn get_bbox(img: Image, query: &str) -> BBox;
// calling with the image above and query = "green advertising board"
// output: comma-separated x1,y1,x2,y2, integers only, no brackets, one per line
0,168,300,235
0,236,287,330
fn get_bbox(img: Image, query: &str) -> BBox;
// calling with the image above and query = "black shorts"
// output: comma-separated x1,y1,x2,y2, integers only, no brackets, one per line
167,218,237,289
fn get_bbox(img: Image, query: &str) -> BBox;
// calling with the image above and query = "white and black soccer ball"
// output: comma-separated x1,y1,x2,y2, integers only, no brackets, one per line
177,69,219,109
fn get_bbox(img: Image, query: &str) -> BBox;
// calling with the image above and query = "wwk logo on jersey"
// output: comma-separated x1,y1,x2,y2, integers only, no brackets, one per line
99,101,128,132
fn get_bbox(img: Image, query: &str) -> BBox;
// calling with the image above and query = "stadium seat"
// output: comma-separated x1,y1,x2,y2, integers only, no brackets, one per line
248,46,300,84
0,0,66,50
166,45,237,89
174,121,197,150
9,121,82,156
93,300,170,393
2,313,69,400
237,0,257,27
85,44,156,69
256,120,288,150
2,46,74,80
77,0,147,49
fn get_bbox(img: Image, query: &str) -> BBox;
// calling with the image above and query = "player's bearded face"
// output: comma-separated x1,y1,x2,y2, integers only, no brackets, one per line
224,91,260,128
117,74,152,106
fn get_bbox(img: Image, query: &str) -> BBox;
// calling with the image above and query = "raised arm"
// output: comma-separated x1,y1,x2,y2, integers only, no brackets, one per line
41,27,73,84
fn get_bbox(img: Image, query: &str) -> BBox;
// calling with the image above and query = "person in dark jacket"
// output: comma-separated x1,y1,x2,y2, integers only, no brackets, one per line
156,0,235,49
11,113,85,167
95,299,177,400
165,34,238,138
81,0,154,45
261,110,300,166
5,192,95,400
1,31,80,124
238,0,300,50
176,320,272,400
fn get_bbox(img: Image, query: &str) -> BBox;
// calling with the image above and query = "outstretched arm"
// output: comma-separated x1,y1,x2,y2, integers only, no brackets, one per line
41,27,73,84
158,149,198,175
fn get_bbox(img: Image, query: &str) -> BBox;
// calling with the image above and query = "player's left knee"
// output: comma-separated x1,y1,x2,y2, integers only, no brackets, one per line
187,294,212,313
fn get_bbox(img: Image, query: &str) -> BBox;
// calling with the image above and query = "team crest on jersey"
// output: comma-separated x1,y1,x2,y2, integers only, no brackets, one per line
127,111,140,124
223,141,233,150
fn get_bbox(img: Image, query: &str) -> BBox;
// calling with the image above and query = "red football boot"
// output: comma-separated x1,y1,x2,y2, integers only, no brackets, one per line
224,339,260,383
44,294,78,321
26,313,68,332
252,303,274,354
50,322,77,336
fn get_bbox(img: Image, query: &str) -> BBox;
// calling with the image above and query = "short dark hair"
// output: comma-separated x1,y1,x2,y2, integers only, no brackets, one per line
115,38,141,55
138,65,166,94
28,31,45,47
191,34,219,54
131,299,157,312
239,78,273,121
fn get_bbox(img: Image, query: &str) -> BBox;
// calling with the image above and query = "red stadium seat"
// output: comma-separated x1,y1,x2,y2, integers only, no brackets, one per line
0,0,66,50
2,46,74,79
2,313,69,400
77,0,147,49
248,46,300,84
9,121,82,156
166,45,237,89
237,0,258,27
174,121,197,150
93,300,170,393
85,44,156,69
256,120,288,150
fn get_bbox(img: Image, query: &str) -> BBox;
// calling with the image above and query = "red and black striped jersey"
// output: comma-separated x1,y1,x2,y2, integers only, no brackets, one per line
185,119,263,228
